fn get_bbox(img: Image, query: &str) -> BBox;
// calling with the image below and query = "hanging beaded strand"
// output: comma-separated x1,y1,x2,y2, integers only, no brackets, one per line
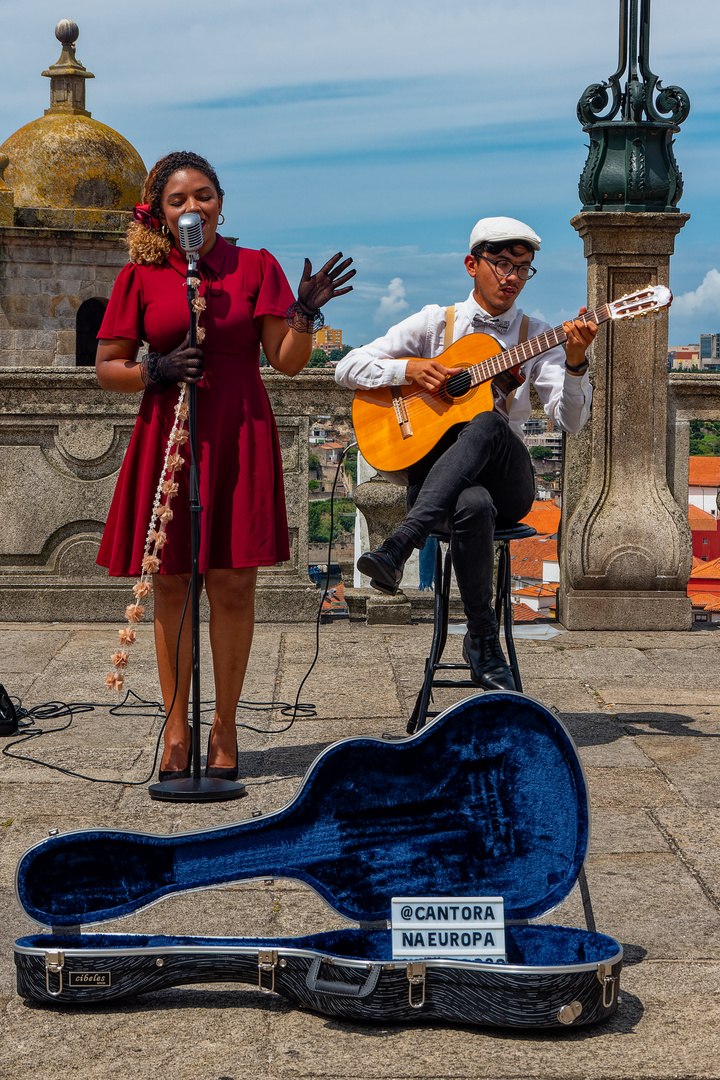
106,276,206,692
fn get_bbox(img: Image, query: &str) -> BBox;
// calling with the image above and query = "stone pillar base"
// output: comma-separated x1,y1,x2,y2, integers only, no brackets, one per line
366,593,412,625
559,589,691,631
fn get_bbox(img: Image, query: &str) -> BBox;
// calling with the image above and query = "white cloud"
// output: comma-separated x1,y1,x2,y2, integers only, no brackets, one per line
375,278,409,323
672,269,720,317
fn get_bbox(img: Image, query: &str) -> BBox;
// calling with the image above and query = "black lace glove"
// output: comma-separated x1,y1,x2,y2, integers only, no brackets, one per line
140,333,204,389
286,252,355,333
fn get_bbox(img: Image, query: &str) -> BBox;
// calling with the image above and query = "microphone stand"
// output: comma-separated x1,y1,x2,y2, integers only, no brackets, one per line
149,247,245,804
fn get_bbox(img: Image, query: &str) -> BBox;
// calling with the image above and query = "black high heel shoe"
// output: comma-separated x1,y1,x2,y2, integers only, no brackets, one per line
205,727,239,781
158,742,192,784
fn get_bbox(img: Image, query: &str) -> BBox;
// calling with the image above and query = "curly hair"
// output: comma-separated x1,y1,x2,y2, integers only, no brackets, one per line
127,151,225,266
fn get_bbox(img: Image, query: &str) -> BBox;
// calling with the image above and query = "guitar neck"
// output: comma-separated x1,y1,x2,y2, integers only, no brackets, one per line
471,303,611,384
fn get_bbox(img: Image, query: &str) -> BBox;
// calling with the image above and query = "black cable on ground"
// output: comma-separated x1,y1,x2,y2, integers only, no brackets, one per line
0,444,355,785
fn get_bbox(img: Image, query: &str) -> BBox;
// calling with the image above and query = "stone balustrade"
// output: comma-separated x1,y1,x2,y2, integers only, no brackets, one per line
0,364,717,624
0,368,351,622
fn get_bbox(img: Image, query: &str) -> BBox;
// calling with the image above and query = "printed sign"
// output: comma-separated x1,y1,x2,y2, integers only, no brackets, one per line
391,896,506,962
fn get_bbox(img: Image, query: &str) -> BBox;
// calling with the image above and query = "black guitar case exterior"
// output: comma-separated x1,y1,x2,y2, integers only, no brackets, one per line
13,691,622,1028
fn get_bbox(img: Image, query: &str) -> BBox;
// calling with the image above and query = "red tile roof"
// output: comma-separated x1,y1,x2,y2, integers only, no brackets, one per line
511,602,547,623
510,536,558,582
521,500,561,536
689,457,720,487
513,585,557,598
688,591,720,610
689,505,717,530
690,557,720,580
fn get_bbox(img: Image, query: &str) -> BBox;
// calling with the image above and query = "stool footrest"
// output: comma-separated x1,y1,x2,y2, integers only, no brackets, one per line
432,679,477,688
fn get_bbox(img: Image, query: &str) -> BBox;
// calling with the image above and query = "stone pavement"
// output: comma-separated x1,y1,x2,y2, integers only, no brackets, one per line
1,618,719,1080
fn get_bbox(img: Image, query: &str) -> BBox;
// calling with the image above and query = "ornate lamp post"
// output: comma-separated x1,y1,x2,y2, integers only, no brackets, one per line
577,0,690,212
558,0,693,631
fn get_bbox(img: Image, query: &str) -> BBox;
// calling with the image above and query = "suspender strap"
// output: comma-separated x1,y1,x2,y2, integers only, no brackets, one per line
503,313,531,415
443,306,455,350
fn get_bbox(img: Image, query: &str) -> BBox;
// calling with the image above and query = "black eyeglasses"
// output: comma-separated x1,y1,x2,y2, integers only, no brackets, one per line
475,255,537,281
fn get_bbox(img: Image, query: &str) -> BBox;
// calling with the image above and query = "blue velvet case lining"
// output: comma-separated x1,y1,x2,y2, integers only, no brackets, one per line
16,693,590,929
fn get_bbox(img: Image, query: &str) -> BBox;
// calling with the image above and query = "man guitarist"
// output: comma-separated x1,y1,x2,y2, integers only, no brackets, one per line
335,216,597,690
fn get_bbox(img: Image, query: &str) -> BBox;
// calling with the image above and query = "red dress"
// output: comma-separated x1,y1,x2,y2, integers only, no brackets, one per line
97,237,295,576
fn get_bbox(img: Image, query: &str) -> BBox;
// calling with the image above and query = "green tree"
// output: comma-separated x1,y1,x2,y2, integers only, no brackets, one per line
530,446,553,460
328,344,354,362
259,348,269,367
308,452,320,472
309,478,320,492
307,348,329,367
344,446,358,483
690,421,720,456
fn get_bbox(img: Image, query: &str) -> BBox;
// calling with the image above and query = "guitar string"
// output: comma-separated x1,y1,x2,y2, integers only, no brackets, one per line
395,302,618,409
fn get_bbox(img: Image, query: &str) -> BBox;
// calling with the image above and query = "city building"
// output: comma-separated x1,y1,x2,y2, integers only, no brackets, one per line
668,336,720,371
688,456,720,517
700,333,720,361
312,326,342,355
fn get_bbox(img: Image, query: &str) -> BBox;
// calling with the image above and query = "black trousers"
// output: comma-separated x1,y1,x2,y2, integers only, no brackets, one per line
398,411,536,636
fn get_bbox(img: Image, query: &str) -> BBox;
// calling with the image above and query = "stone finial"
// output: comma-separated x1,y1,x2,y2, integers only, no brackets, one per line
55,19,79,44
42,20,94,117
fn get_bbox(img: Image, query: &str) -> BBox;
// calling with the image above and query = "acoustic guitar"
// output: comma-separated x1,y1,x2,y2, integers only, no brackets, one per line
352,285,672,473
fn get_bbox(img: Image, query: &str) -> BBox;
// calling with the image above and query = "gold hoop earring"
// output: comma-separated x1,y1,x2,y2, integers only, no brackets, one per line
218,213,225,225
161,224,170,237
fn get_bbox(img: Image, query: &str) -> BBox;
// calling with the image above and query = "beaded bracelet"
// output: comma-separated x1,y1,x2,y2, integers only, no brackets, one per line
286,300,325,334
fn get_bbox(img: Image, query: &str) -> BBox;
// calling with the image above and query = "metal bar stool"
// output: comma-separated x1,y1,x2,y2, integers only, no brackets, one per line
407,523,538,735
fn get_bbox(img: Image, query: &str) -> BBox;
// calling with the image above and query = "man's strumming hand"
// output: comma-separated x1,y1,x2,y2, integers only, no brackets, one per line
405,359,463,391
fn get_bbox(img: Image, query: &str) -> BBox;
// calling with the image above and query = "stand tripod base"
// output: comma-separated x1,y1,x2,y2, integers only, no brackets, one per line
148,776,247,803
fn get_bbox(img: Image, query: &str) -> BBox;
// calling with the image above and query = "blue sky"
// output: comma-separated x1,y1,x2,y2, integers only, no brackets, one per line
2,0,719,348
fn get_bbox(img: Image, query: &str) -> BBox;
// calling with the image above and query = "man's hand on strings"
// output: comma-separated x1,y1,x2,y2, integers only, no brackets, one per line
405,359,463,391
564,307,597,370
297,252,355,311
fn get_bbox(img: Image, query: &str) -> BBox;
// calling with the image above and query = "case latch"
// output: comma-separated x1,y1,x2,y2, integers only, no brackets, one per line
406,962,426,1009
258,950,281,993
45,950,65,997
597,963,618,1008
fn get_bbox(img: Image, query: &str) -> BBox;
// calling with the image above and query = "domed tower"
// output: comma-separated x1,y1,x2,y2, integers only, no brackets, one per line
0,19,145,366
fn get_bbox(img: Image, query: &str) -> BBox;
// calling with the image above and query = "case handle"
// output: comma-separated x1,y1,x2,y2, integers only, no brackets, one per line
305,957,382,999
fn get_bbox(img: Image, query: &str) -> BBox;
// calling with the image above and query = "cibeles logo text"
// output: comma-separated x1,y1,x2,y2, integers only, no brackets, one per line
68,971,111,986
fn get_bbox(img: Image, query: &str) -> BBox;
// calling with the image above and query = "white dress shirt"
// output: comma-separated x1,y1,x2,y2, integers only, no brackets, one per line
335,290,592,441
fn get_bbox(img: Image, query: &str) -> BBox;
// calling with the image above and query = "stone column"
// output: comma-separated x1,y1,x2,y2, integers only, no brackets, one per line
558,212,693,630
350,457,412,625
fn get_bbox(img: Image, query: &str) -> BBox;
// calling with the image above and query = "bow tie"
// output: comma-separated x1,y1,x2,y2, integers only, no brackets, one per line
472,314,511,333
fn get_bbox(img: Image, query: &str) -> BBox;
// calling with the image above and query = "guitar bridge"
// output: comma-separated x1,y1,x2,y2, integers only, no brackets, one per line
391,388,413,440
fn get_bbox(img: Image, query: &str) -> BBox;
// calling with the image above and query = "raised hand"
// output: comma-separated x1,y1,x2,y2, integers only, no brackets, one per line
297,252,355,312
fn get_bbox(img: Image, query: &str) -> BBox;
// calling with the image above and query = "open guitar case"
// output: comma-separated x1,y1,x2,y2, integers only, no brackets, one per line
13,691,622,1028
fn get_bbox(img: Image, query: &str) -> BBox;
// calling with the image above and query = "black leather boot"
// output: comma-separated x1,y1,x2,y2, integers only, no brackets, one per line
462,631,516,691
357,536,409,595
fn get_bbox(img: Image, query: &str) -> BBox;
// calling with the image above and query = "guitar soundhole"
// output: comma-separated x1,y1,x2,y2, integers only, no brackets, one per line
445,370,473,399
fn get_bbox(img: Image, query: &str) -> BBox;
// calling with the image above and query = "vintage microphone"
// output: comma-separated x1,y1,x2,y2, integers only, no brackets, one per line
149,213,245,803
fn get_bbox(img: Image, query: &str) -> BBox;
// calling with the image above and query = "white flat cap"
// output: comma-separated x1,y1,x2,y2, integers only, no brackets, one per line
469,216,542,252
